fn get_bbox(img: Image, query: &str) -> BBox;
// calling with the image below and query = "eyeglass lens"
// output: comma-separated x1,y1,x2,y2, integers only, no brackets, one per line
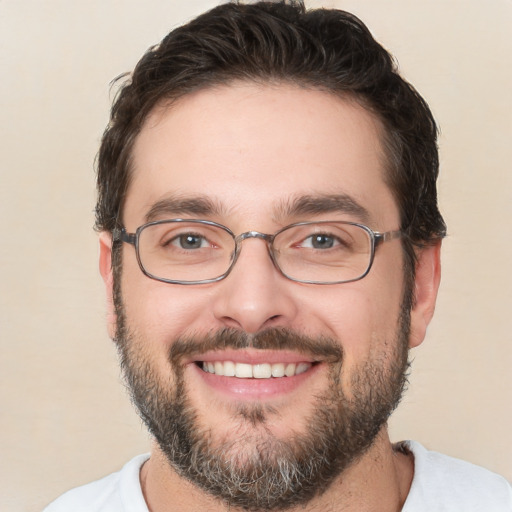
136,221,373,284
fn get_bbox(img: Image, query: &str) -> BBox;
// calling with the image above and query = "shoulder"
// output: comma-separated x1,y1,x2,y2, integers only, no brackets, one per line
42,454,150,512
402,441,512,512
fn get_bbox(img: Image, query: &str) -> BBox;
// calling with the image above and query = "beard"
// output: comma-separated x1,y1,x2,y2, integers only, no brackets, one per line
114,294,410,511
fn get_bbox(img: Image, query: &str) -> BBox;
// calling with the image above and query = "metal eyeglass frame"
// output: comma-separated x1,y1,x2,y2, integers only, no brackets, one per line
112,219,403,285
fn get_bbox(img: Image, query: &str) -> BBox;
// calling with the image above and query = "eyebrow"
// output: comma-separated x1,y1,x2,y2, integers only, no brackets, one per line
274,194,370,224
144,195,227,223
144,192,370,225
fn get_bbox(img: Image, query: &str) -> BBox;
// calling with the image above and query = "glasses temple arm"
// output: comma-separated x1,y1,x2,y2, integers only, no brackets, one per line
374,230,403,247
112,227,136,246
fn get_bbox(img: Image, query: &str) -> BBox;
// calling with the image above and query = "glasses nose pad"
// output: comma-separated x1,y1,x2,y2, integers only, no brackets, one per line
223,231,276,277
266,243,282,272
228,243,241,269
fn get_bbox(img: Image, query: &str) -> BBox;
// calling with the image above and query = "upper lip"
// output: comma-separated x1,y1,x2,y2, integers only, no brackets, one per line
186,349,319,365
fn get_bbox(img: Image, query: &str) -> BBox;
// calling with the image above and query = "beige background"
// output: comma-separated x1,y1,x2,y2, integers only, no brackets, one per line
1,1,511,511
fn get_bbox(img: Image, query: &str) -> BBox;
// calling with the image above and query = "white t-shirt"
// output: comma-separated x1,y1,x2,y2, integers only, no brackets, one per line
43,441,512,511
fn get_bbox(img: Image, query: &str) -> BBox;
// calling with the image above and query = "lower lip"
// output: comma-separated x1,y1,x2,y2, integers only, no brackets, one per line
190,362,321,401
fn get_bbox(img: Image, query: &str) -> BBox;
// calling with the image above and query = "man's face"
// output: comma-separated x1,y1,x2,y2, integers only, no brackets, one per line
104,83,424,509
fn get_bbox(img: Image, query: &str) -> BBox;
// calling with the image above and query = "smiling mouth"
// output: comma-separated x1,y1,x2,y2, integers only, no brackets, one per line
198,361,315,379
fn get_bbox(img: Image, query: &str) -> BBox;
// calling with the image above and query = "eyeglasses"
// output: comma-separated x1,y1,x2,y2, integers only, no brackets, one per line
113,219,402,285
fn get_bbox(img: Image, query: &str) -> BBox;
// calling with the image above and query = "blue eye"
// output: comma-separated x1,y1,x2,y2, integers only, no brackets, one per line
172,233,208,249
310,234,335,249
300,234,338,249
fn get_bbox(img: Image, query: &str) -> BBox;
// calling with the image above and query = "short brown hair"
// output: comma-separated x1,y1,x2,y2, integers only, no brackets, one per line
96,1,446,268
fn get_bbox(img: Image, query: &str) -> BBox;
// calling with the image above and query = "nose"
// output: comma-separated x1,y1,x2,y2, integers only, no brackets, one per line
211,237,299,333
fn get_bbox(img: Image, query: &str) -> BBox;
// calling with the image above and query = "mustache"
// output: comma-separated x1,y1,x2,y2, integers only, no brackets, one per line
169,327,343,365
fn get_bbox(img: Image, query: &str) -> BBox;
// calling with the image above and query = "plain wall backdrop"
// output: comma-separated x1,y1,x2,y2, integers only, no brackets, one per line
1,1,511,511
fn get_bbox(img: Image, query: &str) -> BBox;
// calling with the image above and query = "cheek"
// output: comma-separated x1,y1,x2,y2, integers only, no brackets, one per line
315,292,392,352
120,252,217,344
303,267,405,366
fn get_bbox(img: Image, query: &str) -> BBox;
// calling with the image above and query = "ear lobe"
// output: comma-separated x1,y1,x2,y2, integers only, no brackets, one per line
99,232,117,340
408,241,442,348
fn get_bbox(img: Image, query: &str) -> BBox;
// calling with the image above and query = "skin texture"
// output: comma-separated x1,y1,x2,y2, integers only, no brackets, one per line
99,83,441,512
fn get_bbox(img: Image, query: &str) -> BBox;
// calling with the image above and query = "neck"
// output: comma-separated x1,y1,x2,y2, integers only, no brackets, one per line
139,427,414,512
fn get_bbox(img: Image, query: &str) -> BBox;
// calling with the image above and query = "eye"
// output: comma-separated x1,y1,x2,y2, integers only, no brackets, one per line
170,233,209,250
300,233,339,249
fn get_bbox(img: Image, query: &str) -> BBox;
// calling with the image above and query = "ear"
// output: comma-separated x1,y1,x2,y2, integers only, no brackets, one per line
408,241,442,348
99,231,117,340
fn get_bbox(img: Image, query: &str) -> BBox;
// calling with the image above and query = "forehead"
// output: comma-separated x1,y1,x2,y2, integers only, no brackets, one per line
125,83,398,229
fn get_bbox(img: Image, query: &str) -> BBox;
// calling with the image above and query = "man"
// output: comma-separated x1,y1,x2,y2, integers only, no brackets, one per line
44,1,511,511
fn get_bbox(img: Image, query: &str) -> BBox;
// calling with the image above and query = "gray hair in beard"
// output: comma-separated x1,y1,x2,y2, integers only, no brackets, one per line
114,321,410,511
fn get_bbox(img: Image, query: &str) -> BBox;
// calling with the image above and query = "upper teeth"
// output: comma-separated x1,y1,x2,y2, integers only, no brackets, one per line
202,361,311,378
